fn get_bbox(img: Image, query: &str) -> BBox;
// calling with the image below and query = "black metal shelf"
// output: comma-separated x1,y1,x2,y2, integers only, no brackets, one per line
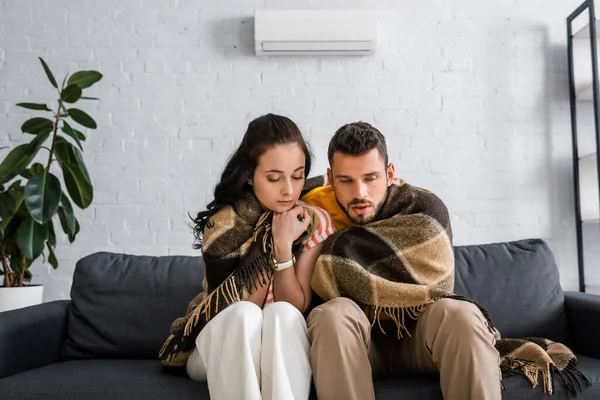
567,0,600,293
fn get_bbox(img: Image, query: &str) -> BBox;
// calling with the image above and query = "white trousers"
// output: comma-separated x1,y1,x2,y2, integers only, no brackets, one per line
186,301,311,400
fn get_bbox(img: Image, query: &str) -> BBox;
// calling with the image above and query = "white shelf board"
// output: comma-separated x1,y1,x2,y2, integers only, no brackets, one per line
573,23,600,101
574,20,600,39
586,283,600,295
580,153,600,221
577,85,595,100
582,218,600,223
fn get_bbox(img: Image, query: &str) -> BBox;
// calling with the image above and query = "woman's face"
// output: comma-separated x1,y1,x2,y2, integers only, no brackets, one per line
251,143,306,213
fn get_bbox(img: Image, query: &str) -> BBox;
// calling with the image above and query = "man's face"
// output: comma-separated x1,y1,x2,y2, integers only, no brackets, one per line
328,149,395,225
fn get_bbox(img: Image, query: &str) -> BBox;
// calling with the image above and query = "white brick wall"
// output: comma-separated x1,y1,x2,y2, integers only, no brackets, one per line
0,0,594,301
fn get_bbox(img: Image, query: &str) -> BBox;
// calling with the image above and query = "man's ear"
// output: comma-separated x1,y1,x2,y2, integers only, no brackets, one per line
386,163,395,186
327,168,333,185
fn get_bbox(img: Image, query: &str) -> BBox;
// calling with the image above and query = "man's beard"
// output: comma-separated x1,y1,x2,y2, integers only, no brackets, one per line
336,191,387,225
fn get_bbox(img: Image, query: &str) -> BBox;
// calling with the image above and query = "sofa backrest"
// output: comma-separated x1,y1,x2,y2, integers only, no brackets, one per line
62,238,569,360
63,252,205,360
454,238,568,343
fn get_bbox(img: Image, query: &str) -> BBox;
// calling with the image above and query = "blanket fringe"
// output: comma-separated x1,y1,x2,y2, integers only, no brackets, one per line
445,295,496,335
369,304,430,338
160,204,316,366
165,243,274,360
501,358,590,396
158,333,175,360
501,358,552,394
524,364,540,390
556,360,591,397
368,296,495,340
183,277,241,338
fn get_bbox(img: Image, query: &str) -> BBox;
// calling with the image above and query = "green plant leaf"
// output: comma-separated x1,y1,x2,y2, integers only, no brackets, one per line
61,164,93,209
8,183,24,210
59,207,80,243
0,184,24,234
0,194,15,219
61,116,86,140
54,138,93,208
10,256,23,274
24,172,61,224
20,163,45,180
54,138,91,182
16,217,48,260
57,206,72,236
25,129,51,156
73,127,86,141
70,219,80,243
60,84,82,103
67,108,97,129
67,71,103,89
56,206,73,235
80,97,100,101
0,191,15,219
0,144,38,184
8,179,23,191
60,194,76,233
39,57,58,89
21,117,54,135
47,218,56,247
62,121,83,150
16,103,51,111
31,163,44,175
47,242,58,269
0,192,17,228
0,225,4,241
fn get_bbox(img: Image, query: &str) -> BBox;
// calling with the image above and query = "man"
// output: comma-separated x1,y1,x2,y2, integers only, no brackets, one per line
301,122,501,400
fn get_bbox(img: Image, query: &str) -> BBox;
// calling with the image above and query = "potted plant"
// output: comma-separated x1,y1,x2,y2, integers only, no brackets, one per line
0,58,102,312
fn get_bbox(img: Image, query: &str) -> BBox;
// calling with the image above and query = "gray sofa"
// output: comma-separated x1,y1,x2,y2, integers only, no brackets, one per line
0,238,599,399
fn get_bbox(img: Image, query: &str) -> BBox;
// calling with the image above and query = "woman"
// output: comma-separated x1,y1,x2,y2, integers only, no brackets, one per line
159,114,334,400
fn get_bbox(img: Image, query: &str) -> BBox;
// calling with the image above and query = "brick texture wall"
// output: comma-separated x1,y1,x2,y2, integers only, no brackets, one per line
0,0,592,300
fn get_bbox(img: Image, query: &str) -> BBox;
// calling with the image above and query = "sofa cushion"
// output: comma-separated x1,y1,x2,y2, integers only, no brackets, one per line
500,354,600,399
1,356,598,400
454,238,569,342
0,359,209,400
371,354,600,399
62,253,204,360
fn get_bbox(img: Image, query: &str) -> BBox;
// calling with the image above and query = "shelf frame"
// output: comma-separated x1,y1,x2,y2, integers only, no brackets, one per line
568,0,600,292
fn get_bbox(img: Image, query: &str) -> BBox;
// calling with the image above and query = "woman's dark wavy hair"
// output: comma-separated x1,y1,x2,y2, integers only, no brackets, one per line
192,114,312,248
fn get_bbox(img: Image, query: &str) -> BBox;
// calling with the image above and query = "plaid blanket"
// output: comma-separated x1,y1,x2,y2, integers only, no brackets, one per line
306,176,589,395
159,192,319,367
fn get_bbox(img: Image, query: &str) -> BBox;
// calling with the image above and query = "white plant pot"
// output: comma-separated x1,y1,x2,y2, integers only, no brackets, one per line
0,285,44,313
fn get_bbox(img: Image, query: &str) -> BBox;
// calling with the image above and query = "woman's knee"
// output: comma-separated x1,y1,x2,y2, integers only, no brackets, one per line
263,301,305,327
197,301,264,351
208,301,263,330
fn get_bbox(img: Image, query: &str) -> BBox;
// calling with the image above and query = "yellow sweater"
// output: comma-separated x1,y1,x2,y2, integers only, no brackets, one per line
300,185,355,231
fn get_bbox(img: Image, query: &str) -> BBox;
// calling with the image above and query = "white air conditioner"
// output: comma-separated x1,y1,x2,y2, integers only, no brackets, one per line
254,9,377,56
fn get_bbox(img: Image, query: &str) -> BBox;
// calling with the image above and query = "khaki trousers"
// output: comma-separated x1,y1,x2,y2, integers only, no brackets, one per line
307,297,502,400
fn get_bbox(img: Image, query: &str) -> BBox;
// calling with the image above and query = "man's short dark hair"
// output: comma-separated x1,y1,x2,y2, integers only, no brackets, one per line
327,122,389,166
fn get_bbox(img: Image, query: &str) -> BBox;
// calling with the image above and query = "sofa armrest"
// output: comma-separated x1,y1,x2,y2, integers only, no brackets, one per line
0,300,70,379
565,291,600,359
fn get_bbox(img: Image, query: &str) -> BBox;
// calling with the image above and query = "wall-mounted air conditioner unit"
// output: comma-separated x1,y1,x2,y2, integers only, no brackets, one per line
254,9,377,56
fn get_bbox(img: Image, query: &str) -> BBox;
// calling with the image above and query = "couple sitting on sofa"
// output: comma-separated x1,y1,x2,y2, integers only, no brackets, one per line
158,114,587,400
